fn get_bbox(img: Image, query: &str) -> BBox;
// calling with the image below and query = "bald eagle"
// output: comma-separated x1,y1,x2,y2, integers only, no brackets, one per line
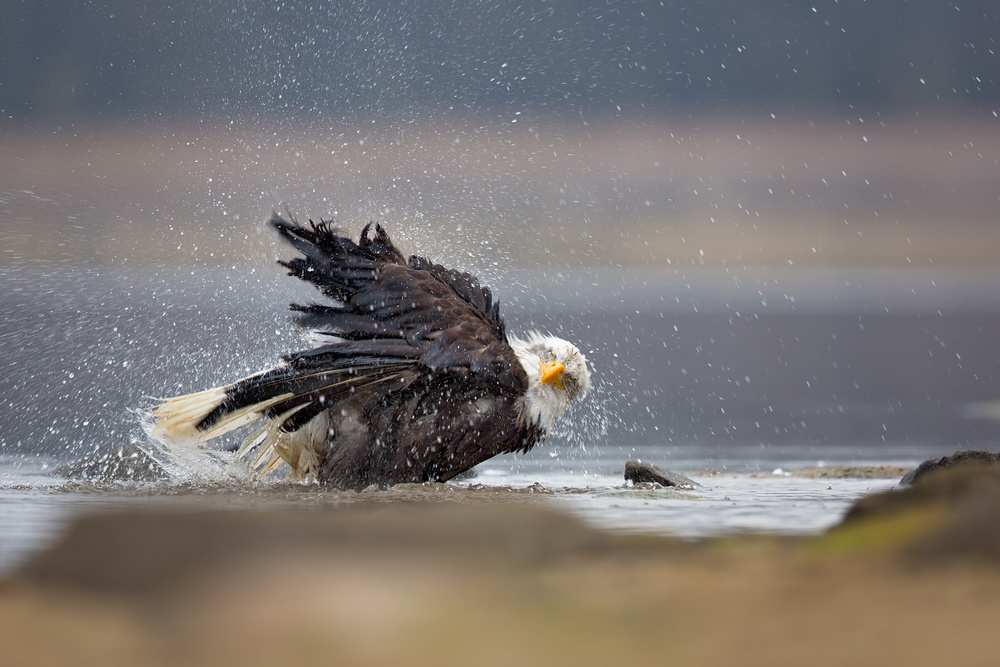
150,214,590,489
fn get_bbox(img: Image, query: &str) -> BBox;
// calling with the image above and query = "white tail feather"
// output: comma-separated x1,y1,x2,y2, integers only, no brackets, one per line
237,406,329,481
149,386,296,443
149,387,228,441
150,368,406,482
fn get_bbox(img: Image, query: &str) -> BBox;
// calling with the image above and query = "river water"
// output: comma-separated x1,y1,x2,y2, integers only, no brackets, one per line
2,262,999,573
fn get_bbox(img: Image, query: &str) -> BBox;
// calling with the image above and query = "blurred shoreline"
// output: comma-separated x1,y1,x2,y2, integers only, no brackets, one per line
4,114,1000,269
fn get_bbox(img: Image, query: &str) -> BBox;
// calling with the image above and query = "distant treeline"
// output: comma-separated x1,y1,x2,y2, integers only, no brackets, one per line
2,0,998,120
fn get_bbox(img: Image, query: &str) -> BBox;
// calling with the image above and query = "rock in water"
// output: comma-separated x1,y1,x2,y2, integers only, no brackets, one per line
624,460,698,488
900,450,1000,486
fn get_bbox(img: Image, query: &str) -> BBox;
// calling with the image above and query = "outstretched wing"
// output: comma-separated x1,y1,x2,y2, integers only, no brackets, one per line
151,215,528,453
274,214,519,388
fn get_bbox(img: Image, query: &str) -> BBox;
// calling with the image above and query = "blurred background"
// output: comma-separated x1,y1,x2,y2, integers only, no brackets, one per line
3,0,1000,463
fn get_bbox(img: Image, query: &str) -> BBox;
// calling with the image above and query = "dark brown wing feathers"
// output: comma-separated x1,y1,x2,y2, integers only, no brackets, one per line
271,214,524,392
201,214,537,488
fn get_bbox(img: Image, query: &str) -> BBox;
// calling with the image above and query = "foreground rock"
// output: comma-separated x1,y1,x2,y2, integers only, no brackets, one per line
899,449,1000,485
833,464,1000,563
624,460,698,488
6,497,1000,666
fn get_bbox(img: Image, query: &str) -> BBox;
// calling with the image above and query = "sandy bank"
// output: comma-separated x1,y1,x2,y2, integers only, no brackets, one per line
4,488,1000,667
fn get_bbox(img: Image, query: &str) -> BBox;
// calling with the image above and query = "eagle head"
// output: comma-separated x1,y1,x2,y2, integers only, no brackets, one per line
510,332,590,432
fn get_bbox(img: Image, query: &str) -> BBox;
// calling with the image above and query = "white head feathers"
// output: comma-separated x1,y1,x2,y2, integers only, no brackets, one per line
509,331,590,432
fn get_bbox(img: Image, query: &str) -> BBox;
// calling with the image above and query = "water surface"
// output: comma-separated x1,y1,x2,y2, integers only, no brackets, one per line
2,263,994,573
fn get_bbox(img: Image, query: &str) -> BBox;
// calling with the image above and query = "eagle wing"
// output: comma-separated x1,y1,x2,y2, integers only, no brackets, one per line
277,214,518,386
151,214,530,482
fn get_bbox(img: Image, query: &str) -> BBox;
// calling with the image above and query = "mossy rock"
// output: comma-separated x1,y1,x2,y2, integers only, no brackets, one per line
899,449,1000,485
822,464,1000,563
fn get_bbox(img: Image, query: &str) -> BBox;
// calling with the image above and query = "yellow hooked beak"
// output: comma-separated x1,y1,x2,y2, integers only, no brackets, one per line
538,359,565,389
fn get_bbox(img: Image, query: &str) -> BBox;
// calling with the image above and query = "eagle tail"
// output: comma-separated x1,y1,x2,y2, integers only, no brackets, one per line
149,353,414,456
147,386,230,442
